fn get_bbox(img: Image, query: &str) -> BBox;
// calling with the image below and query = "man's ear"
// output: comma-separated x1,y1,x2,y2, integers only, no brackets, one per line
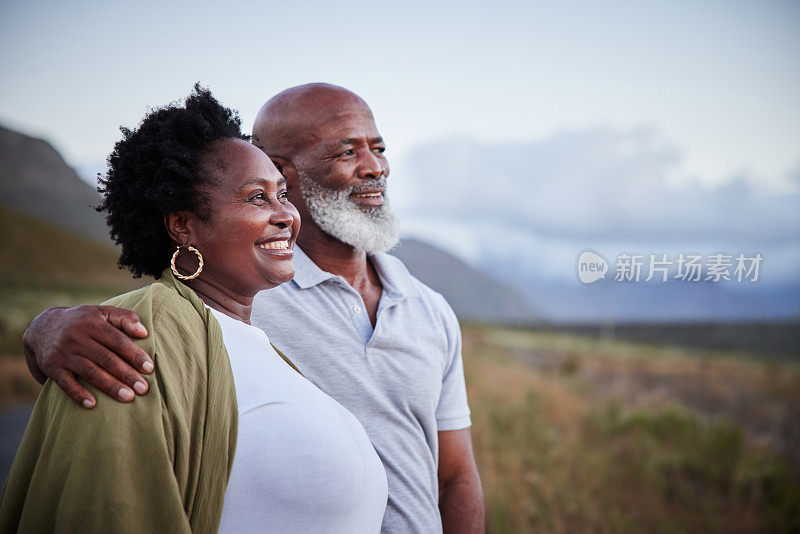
270,156,302,204
270,156,297,183
164,211,197,246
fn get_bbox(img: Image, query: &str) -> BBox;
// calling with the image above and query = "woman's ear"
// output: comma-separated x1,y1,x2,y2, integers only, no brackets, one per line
164,211,196,246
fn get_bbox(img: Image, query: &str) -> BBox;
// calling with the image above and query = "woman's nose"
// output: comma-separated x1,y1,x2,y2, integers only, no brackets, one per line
271,204,295,228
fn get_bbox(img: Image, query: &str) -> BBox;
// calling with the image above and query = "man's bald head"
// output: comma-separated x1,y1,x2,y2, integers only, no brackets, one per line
251,83,395,254
252,83,373,160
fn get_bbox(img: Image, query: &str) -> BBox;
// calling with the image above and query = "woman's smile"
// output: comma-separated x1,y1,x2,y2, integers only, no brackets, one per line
256,236,294,257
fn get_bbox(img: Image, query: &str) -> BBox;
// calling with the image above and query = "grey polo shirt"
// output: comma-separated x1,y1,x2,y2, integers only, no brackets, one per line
251,246,472,533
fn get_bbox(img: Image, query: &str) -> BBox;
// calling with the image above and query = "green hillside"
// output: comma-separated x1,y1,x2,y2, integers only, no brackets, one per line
0,206,144,292
0,207,147,405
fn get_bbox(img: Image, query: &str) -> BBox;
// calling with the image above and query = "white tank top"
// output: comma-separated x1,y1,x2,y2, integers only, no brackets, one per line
210,308,388,533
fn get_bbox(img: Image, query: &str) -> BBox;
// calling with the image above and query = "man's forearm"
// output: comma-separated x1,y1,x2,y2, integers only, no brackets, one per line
440,475,485,533
22,307,68,384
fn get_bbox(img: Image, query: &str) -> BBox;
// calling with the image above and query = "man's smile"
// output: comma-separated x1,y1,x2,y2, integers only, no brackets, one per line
350,190,384,206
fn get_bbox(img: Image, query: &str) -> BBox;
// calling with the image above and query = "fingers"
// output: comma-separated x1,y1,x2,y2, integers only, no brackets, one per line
51,369,97,409
95,309,154,374
100,306,148,339
24,304,155,408
83,339,150,396
65,357,137,403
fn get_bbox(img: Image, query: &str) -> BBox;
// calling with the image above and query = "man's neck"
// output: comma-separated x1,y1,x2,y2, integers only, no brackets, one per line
297,224,385,326
297,227,382,294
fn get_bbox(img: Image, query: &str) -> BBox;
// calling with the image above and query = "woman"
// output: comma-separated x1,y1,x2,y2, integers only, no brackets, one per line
0,86,388,533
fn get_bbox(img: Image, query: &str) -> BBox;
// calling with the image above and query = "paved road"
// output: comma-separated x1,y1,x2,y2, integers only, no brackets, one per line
1,404,33,484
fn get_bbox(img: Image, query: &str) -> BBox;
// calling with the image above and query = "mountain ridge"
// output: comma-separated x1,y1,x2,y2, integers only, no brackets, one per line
390,238,538,324
0,124,109,244
0,124,525,322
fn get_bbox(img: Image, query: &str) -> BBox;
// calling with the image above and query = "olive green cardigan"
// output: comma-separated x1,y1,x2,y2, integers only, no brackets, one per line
0,270,300,533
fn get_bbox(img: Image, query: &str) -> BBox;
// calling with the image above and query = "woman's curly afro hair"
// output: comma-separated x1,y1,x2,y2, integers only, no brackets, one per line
97,83,249,279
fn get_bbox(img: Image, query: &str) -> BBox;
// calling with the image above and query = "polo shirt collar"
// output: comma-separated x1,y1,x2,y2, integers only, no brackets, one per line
291,246,336,289
291,245,419,299
370,252,420,299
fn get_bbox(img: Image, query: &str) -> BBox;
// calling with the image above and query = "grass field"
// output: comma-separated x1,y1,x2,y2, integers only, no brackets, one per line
0,207,146,405
1,208,799,532
3,313,798,532
464,325,800,533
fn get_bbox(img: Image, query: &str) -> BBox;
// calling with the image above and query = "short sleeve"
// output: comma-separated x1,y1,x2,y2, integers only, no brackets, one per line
435,298,472,431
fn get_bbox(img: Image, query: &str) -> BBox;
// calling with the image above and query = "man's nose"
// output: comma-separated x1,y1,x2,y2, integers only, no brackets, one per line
357,150,387,180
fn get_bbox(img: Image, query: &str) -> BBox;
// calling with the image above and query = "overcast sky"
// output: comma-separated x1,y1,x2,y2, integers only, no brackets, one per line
2,0,798,298
1,0,799,188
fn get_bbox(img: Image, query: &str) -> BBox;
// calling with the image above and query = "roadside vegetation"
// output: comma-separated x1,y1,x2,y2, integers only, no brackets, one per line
1,207,798,532
464,325,800,533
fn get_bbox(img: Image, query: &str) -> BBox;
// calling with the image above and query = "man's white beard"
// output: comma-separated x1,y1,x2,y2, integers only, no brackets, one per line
297,173,400,255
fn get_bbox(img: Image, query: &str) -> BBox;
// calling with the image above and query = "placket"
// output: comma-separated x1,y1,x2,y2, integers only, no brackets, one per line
366,293,405,350
331,277,374,346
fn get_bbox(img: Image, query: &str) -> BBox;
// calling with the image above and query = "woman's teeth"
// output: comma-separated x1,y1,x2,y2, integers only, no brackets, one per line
257,240,289,250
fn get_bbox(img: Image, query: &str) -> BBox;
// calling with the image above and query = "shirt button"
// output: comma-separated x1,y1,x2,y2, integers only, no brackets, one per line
353,305,362,314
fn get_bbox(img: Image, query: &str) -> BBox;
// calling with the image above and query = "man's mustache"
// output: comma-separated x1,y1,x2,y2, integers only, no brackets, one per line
349,178,387,195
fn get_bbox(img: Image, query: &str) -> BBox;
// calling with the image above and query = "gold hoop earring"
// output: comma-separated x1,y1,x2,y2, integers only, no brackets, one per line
171,245,204,280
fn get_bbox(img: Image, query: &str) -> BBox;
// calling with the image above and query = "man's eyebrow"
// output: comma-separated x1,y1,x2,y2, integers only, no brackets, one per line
335,138,360,149
333,136,384,149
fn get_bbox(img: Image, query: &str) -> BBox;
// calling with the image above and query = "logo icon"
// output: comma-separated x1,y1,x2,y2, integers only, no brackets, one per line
577,250,608,284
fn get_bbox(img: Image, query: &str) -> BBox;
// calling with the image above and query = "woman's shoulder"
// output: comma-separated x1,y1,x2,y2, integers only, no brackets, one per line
102,281,210,355
103,281,203,323
99,282,229,416
103,280,189,310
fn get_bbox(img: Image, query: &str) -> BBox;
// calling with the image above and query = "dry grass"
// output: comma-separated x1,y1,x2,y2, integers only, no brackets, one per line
2,305,798,532
481,326,800,472
464,325,800,533
1,216,798,534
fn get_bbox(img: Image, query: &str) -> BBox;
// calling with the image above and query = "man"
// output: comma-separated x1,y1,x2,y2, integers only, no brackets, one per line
22,84,484,533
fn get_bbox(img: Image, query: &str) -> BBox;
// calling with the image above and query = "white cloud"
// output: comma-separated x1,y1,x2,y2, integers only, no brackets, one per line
395,128,800,288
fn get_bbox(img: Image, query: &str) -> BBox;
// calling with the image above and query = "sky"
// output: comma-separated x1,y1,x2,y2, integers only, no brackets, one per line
1,0,799,187
1,0,799,317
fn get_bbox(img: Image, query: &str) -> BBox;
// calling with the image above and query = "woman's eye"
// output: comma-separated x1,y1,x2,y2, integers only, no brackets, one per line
249,193,266,203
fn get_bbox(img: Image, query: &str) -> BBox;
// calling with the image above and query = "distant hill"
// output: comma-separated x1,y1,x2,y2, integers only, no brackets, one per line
0,206,142,292
0,124,533,324
391,238,537,324
0,205,146,358
0,124,109,244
